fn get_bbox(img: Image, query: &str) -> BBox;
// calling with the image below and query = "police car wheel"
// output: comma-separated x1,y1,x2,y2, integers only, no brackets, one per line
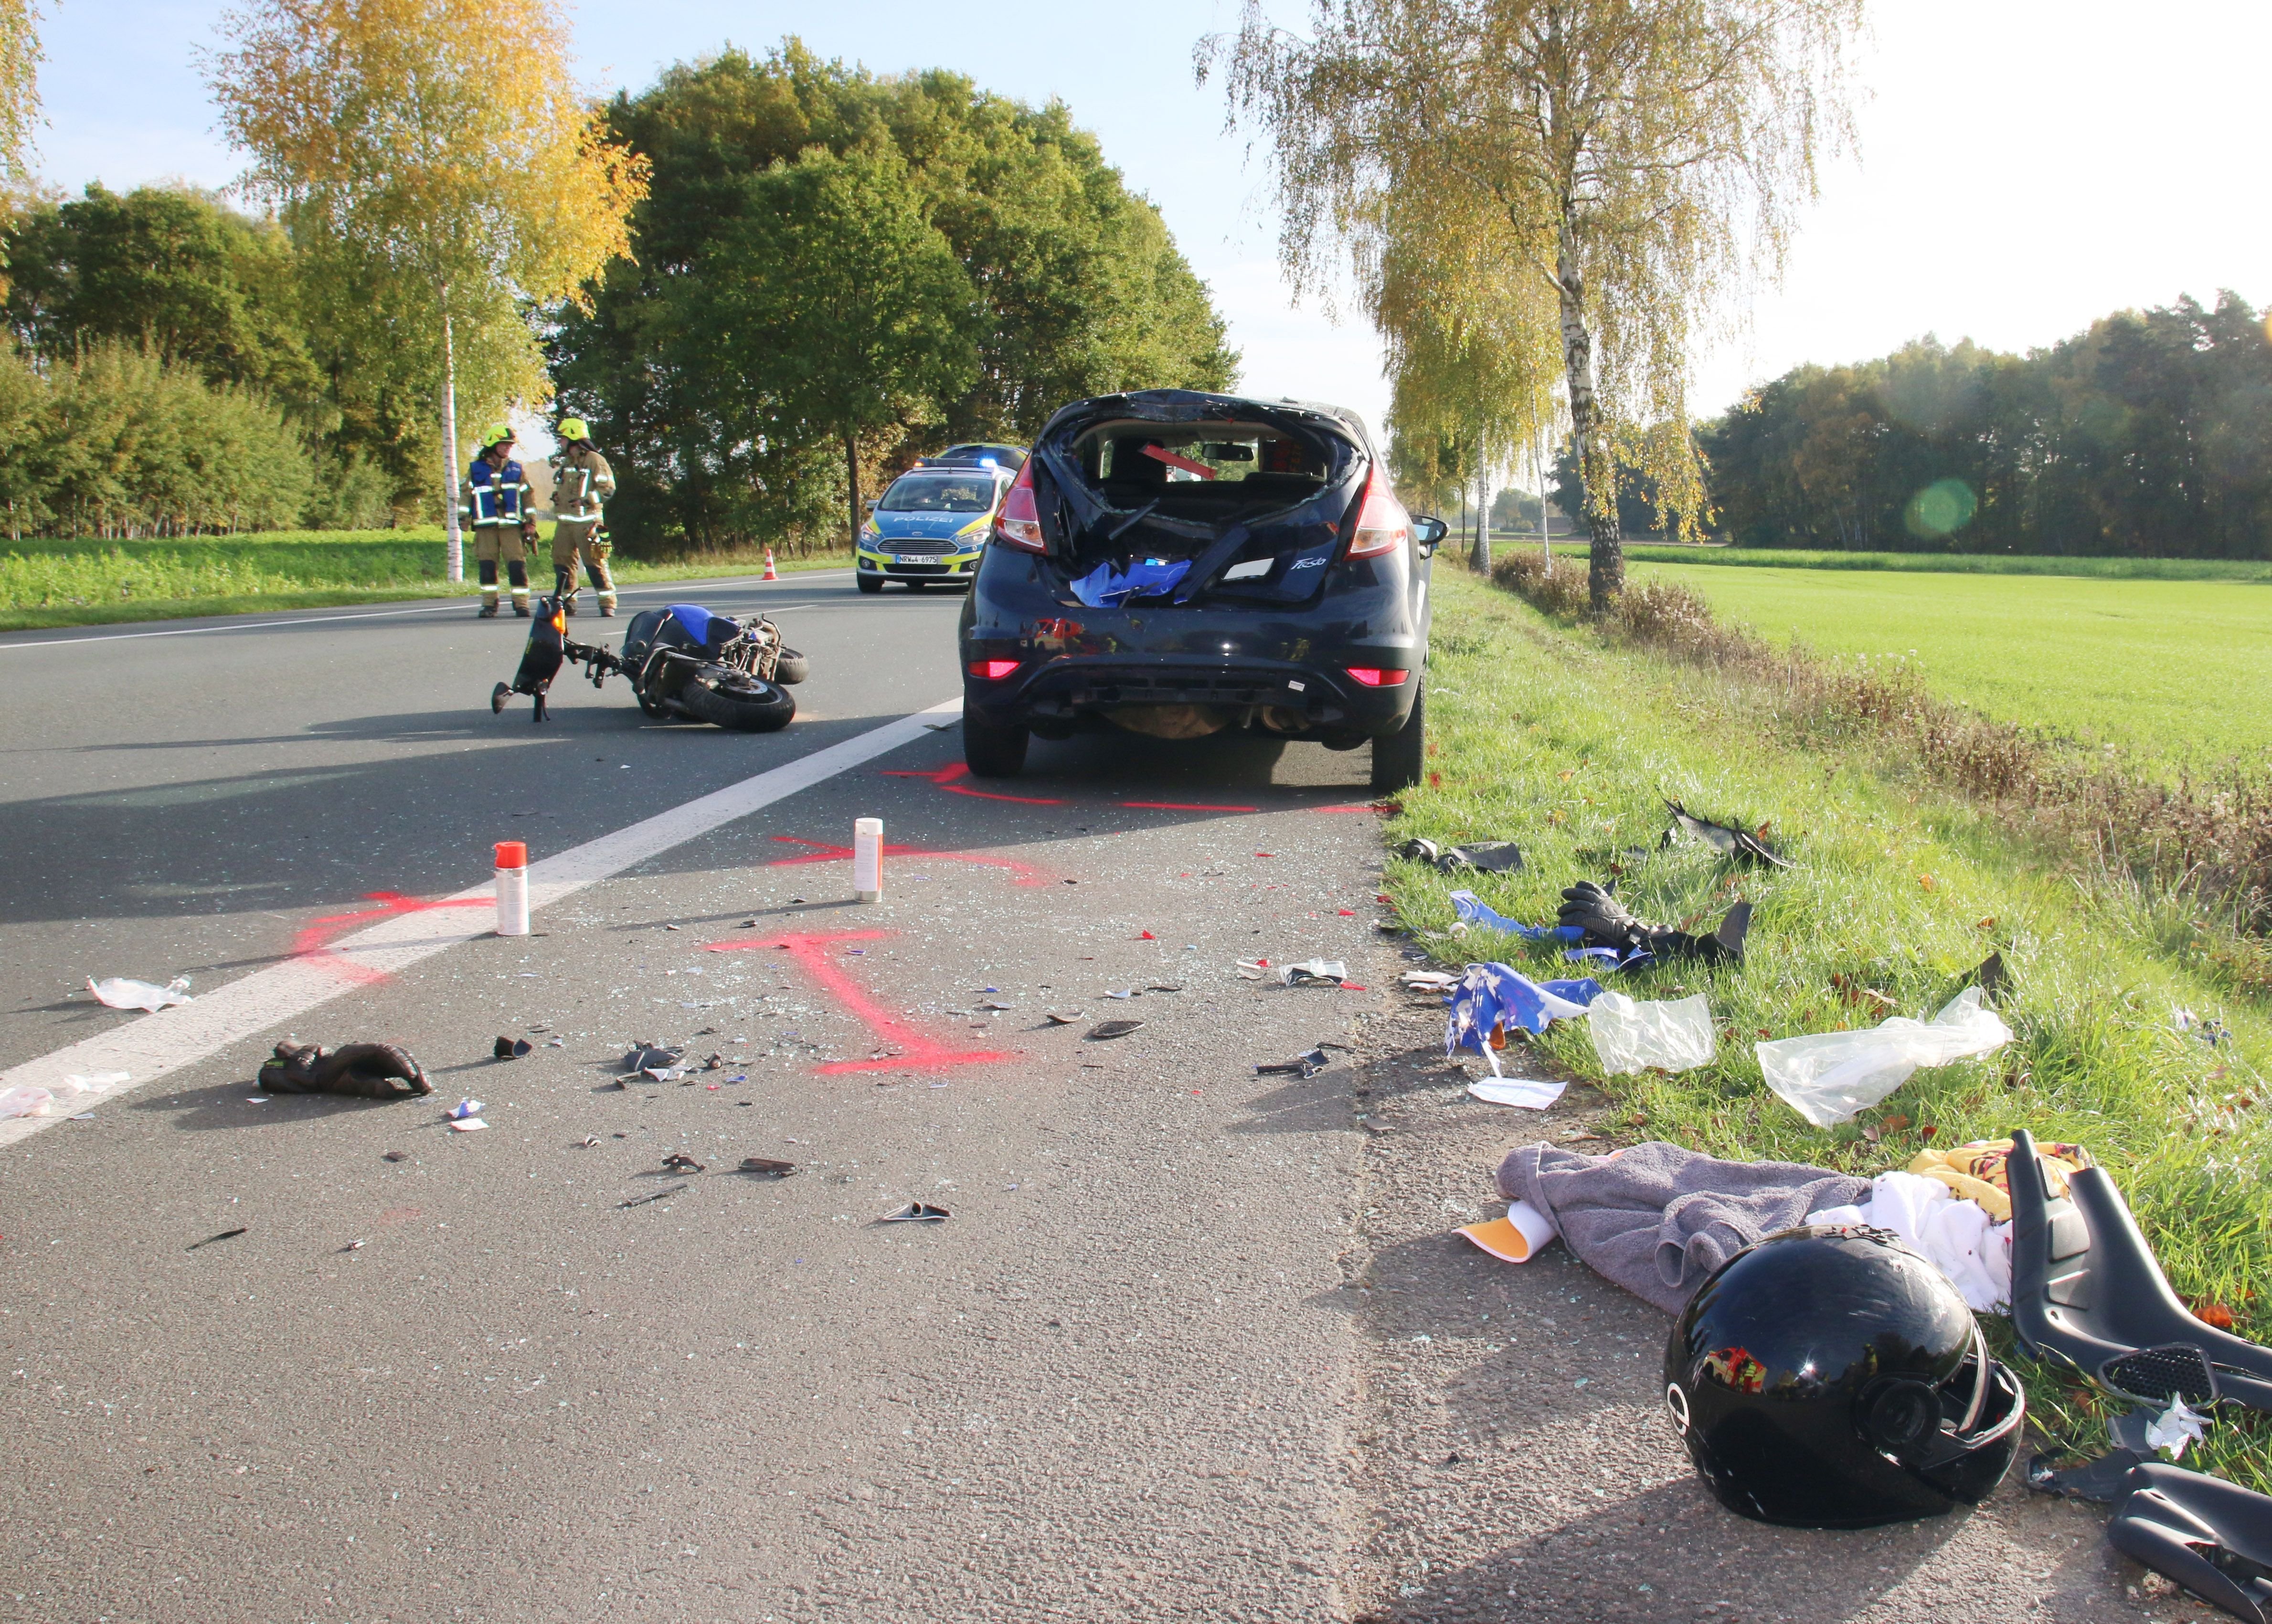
856,575,883,595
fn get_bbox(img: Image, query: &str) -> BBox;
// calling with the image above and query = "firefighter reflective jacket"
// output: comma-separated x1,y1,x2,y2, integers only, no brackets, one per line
551,448,616,521
462,455,532,527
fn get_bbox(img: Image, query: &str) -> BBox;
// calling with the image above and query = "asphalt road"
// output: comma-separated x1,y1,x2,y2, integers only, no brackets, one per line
0,576,2166,1622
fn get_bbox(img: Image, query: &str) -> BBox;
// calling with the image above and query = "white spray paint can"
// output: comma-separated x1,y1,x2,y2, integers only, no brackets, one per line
495,840,530,936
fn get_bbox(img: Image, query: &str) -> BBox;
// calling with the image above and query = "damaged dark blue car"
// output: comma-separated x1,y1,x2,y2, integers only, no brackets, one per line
956,390,1446,791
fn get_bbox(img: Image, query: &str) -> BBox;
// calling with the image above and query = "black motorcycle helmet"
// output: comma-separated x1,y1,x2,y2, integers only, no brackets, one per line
1664,1224,2026,1529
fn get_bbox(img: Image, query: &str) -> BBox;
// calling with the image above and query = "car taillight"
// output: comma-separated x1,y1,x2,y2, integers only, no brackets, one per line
1345,667,1409,687
994,457,1045,553
968,659,1021,680
1346,465,1411,558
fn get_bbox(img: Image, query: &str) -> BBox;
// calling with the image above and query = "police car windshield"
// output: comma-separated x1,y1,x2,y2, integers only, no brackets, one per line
880,473,995,513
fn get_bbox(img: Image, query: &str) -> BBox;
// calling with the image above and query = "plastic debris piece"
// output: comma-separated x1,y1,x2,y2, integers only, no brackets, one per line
979,1000,1014,1011
1085,1020,1143,1041
2145,1397,2209,1460
382,1150,408,1162
1970,950,2010,1004
60,1071,130,1096
1468,1077,1569,1109
1758,987,2013,1127
1402,970,1457,991
1663,800,1790,868
448,1098,484,1119
1044,1012,1084,1025
620,1184,687,1208
739,1157,797,1178
881,1201,951,1223
0,1085,56,1118
88,975,192,1012
1138,930,1156,940
1281,959,1348,987
1447,890,1584,943
1146,983,1184,994
341,1239,365,1252
623,1044,682,1072
577,1135,600,1149
1589,991,1717,1076
187,1226,247,1250
493,1035,533,1059
449,1118,489,1132
1256,1048,1331,1078
1460,1200,1560,1261
1444,963,1604,1076
662,1152,705,1174
1441,841,1524,874
259,1041,432,1099
1106,988,1138,1000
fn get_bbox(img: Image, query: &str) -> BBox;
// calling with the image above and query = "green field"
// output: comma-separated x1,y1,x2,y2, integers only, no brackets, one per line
1611,544,2272,582
1633,559,2272,769
0,528,851,631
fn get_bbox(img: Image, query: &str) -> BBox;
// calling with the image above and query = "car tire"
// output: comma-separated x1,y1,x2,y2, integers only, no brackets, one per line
773,648,809,685
1369,680,1425,793
904,580,925,591
964,709,1029,778
856,574,883,594
679,672,796,733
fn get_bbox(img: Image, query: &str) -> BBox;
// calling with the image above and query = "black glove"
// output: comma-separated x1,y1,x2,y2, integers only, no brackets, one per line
258,1041,432,1099
1558,881,1752,965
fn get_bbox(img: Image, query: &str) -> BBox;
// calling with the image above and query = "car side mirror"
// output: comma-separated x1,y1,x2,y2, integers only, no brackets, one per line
1411,515,1447,556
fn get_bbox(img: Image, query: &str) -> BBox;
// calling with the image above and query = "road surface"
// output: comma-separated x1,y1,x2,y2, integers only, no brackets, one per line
0,577,2160,1622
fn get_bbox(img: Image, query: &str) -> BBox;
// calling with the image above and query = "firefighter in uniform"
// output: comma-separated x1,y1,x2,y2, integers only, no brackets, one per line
548,418,618,617
461,422,538,617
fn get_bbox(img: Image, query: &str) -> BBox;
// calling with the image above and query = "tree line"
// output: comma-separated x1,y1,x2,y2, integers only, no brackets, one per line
1699,293,2272,558
0,17,1228,550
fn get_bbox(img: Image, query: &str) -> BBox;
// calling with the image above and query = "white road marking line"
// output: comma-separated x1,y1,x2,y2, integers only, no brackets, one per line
0,573,854,650
0,695,962,1147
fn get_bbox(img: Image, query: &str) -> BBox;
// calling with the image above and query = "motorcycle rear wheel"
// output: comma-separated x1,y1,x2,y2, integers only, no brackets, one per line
679,673,796,733
773,648,809,685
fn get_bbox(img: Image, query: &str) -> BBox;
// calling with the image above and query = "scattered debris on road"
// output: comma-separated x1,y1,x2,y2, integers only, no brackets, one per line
449,1118,489,1133
1467,1077,1567,1109
258,1041,433,1099
447,1098,484,1120
662,1152,705,1174
1281,959,1348,987
186,1226,247,1251
620,1184,687,1208
1084,1019,1142,1041
88,974,193,1012
493,1035,533,1059
881,1201,950,1223
1044,1012,1084,1025
1400,837,1524,874
1256,1048,1331,1078
739,1157,797,1178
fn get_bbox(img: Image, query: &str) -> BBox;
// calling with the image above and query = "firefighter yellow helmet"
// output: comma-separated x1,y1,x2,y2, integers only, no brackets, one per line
558,418,590,443
480,421,513,449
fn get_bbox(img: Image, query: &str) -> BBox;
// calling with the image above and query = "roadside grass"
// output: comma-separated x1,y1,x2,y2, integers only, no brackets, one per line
1626,559,2272,770
0,528,853,631
1393,569,2272,1486
1548,540,2272,583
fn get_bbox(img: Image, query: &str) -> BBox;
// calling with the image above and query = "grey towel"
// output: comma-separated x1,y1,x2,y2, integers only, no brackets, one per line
1497,1140,1869,1314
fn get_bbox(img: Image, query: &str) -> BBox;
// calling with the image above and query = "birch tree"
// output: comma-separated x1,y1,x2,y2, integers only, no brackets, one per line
0,0,39,186
207,0,646,575
1208,0,1860,608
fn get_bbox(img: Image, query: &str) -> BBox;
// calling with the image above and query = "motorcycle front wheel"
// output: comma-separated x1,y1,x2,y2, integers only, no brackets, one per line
679,671,796,733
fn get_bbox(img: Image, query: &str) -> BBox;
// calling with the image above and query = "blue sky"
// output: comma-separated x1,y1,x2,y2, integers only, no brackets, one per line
29,0,2272,477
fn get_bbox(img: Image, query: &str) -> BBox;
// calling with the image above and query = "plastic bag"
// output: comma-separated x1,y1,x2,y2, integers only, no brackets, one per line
1757,986,2013,1128
1588,991,1716,1075
0,1085,56,1119
87,975,192,1012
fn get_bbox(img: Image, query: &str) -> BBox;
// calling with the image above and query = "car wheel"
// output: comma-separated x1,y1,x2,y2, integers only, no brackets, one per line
1369,680,1425,793
856,574,883,595
964,709,1029,778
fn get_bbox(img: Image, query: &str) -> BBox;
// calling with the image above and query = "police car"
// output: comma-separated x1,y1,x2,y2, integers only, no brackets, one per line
855,444,1026,593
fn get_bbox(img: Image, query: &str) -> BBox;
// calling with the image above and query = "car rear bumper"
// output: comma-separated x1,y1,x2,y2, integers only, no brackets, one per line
959,548,1427,740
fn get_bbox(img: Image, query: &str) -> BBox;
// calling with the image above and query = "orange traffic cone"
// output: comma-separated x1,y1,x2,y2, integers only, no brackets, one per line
763,547,778,581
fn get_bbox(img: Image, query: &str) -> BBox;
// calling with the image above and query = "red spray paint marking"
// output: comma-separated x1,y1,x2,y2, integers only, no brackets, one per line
291,891,490,986
1119,800,1261,813
881,761,1065,805
763,835,1052,888
705,931,1013,1074
1313,803,1381,814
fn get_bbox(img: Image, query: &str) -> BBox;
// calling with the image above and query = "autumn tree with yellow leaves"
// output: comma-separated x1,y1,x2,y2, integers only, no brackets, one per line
0,0,40,186
1209,0,1861,609
207,0,647,576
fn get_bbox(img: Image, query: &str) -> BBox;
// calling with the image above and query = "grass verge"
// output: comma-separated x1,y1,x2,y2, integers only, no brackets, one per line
1393,567,2272,1487
0,529,853,632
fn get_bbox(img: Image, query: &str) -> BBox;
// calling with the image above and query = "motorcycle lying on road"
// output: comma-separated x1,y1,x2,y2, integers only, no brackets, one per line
490,598,807,731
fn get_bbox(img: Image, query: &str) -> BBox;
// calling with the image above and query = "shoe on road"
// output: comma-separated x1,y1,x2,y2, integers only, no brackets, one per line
477,605,499,618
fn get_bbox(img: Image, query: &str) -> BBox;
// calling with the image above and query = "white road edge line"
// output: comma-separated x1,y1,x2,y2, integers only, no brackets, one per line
0,695,963,1148
0,572,854,650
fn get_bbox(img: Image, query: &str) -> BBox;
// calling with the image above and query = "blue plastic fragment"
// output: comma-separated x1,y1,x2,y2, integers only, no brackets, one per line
1448,889,1583,943
1444,961,1604,1058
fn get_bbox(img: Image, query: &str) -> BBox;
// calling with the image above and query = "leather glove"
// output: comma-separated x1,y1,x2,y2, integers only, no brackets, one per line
258,1041,432,1099
1558,881,1752,965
